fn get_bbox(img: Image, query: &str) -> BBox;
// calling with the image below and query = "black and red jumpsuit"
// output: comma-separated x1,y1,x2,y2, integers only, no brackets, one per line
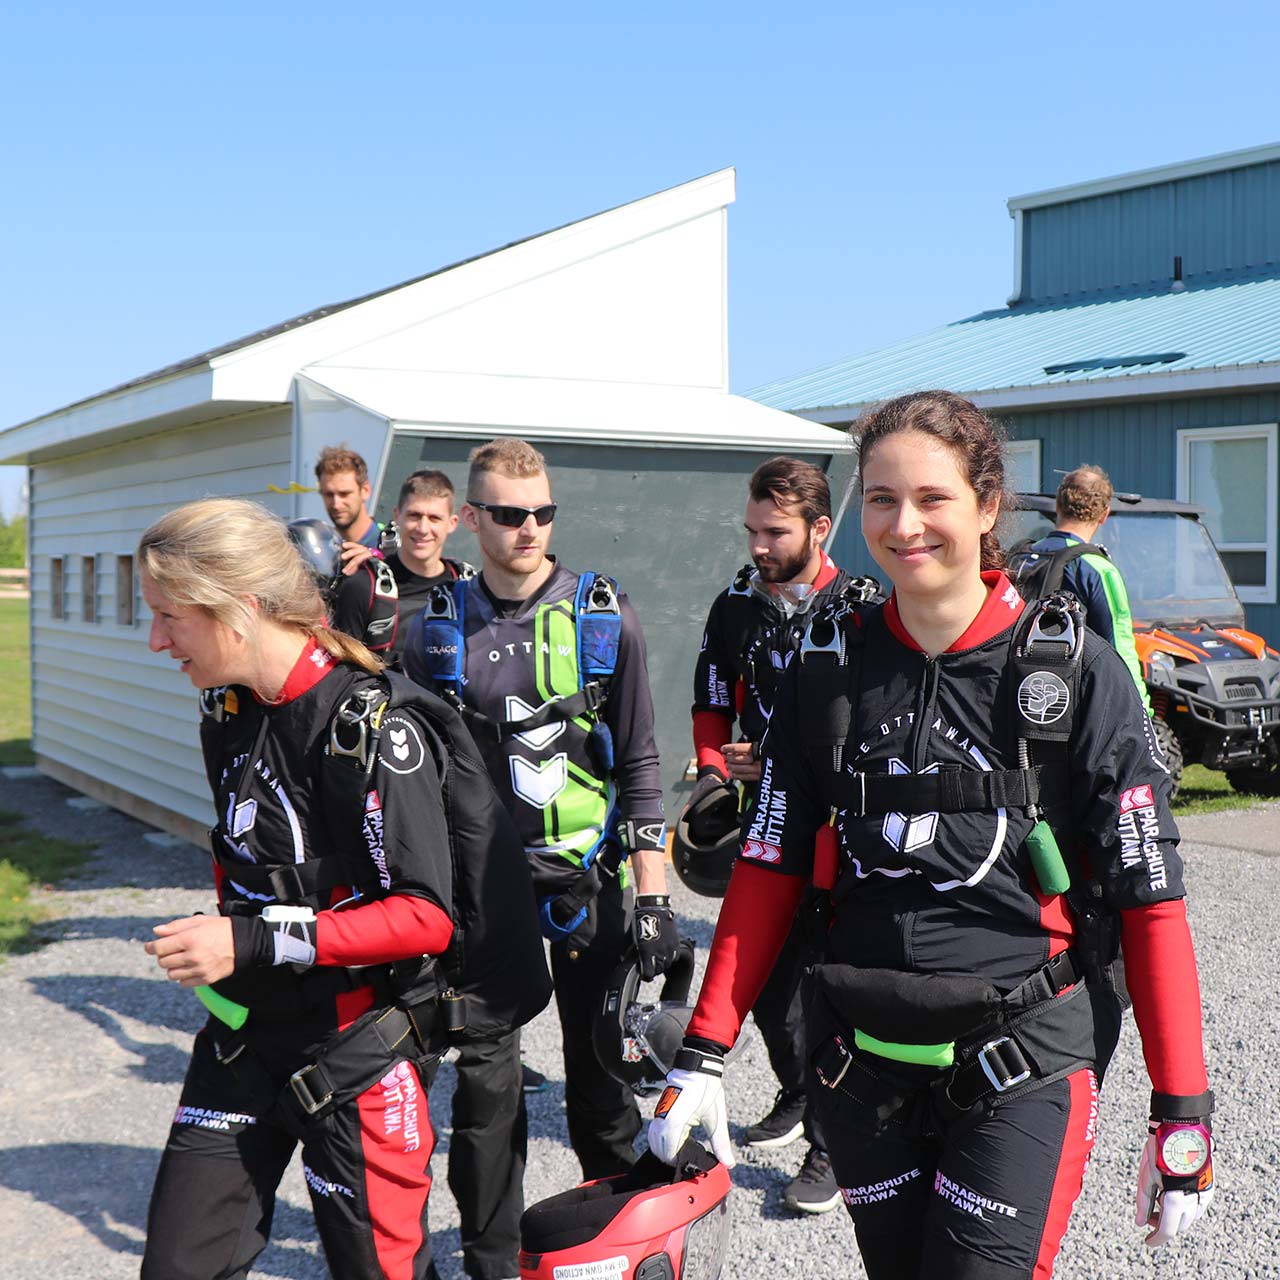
688,574,1208,1279
143,640,455,1280
691,551,851,1143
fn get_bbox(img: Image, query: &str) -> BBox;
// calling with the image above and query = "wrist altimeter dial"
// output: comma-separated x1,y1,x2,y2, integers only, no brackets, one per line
1156,1122,1211,1177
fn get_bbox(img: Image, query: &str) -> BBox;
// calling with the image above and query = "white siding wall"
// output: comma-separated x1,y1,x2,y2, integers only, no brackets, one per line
30,407,293,829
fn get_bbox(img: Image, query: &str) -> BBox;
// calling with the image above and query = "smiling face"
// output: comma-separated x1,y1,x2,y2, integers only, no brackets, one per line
142,570,248,689
396,493,458,575
744,496,826,584
860,429,998,602
461,469,553,579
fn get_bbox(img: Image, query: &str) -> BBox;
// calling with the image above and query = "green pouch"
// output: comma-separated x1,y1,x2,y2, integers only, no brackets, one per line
1025,820,1072,895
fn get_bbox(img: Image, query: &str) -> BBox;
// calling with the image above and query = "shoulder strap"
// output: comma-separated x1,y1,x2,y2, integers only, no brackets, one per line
418,578,469,695
796,603,868,782
363,559,400,652
1044,541,1107,594
574,572,621,688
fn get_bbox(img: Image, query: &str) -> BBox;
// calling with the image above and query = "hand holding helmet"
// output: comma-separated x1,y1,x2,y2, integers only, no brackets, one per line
1135,1092,1215,1247
649,1045,735,1168
633,893,680,981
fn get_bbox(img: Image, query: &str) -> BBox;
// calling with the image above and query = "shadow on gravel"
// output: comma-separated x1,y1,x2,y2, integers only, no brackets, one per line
36,911,212,946
0,1141,323,1271
29,973,203,1084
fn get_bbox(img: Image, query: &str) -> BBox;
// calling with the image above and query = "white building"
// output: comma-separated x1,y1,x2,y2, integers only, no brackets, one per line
0,169,853,842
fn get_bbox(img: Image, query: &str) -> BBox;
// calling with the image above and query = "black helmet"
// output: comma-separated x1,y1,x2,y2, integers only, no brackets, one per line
519,1140,731,1280
594,939,697,1094
672,782,740,898
287,518,344,599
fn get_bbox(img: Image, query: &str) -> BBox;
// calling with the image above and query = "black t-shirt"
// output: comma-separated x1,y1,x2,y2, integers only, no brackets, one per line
331,555,468,664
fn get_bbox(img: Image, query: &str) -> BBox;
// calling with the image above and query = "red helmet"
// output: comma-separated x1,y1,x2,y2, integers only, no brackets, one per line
519,1141,732,1280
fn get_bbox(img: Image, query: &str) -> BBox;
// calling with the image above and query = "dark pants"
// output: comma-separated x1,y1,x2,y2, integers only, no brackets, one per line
143,1026,440,1280
751,914,825,1148
446,1030,527,1280
811,1052,1099,1280
549,882,642,1180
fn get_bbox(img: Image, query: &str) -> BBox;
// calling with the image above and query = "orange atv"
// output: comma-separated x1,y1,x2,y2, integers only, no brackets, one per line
1013,494,1280,798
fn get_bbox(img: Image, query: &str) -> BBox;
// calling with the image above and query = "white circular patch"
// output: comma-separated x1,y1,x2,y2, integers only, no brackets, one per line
1017,671,1071,725
380,714,426,775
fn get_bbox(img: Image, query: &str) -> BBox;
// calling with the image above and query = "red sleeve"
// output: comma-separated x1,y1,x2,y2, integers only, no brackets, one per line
693,709,734,775
686,861,806,1048
316,894,454,967
1119,899,1209,1096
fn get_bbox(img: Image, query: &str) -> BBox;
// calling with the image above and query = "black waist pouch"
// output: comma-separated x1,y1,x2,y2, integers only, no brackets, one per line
810,964,1003,1046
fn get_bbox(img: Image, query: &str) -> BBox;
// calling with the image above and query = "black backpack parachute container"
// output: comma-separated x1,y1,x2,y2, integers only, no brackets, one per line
322,669,554,1043
1006,539,1107,603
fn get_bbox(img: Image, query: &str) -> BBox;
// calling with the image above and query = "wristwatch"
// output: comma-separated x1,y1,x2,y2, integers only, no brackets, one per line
1154,1122,1212,1177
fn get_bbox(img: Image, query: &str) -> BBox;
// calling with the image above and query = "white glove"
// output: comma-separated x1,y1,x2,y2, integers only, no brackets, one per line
1136,1129,1215,1247
647,1047,735,1168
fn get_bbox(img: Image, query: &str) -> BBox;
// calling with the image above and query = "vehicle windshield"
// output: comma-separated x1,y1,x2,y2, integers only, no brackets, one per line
1006,510,1245,628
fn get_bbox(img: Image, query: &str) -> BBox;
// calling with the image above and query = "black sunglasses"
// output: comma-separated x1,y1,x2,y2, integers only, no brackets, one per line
467,499,557,528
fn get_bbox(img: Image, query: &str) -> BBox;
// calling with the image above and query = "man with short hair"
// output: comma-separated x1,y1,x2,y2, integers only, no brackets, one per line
1029,464,1152,712
315,445,382,549
685,455,858,1215
331,469,472,664
402,438,677,1280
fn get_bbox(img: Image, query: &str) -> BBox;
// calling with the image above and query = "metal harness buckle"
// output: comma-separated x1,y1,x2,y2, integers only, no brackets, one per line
977,1036,1032,1094
328,689,386,769
815,1034,854,1091
289,1063,334,1115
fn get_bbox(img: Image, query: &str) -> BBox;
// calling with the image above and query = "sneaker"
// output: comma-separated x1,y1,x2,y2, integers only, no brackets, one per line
742,1088,806,1148
782,1146,842,1215
521,1063,550,1094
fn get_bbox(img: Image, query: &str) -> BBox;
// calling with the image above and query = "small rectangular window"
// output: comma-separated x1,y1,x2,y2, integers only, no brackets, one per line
116,555,135,626
50,557,66,620
82,555,98,623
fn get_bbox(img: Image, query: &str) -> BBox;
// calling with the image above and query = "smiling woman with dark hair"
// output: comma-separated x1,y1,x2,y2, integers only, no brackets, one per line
651,391,1215,1279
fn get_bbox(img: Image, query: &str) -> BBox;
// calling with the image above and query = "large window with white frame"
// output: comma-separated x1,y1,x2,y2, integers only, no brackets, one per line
1176,424,1277,603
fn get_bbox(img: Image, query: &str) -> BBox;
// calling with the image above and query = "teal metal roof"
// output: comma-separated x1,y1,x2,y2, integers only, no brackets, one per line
748,272,1280,414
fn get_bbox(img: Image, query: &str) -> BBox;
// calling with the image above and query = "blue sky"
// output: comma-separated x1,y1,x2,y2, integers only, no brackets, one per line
1,1,1277,515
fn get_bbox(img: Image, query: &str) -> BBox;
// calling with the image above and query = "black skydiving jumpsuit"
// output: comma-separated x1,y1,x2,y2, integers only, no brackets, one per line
732,583,1193,1278
692,558,853,1147
142,646,455,1280
403,562,666,1275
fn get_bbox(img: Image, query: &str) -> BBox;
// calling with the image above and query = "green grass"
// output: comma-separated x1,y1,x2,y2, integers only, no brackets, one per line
0,807,92,954
1171,763,1275,817
0,600,93,953
0,597,32,765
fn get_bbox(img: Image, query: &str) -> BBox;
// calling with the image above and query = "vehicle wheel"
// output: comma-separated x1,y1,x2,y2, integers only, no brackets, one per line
1226,761,1280,797
1153,718,1183,801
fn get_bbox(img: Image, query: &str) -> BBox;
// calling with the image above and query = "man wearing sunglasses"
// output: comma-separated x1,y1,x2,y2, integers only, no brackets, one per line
403,438,677,1280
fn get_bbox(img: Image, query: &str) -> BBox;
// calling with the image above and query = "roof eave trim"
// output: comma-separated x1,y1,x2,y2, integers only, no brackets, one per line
387,417,854,452
790,362,1280,422
1007,140,1280,212
0,366,225,462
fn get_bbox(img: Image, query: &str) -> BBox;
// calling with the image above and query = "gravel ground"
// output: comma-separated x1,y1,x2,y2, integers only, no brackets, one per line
0,769,1275,1279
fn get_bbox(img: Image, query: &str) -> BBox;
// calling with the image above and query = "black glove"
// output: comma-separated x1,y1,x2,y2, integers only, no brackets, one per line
633,893,680,981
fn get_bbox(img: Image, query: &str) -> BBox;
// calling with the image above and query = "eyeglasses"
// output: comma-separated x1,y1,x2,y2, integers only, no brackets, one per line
467,499,557,528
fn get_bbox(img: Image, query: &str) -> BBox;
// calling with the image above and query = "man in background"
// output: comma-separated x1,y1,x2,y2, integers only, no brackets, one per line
331,468,472,666
315,444,382,549
1029,464,1152,712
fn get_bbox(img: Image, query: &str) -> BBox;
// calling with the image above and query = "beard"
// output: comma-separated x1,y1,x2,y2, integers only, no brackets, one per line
753,543,813,584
